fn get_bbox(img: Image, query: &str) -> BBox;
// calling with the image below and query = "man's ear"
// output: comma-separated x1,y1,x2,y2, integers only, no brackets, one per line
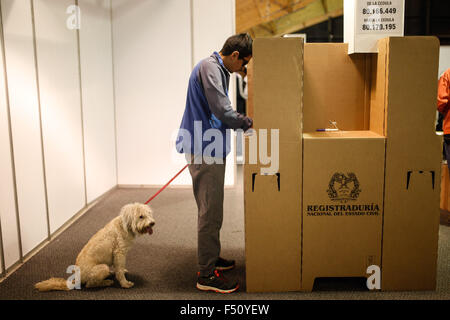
231,51,240,59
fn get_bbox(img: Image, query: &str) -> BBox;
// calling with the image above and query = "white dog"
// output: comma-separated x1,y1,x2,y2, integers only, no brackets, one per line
35,203,155,291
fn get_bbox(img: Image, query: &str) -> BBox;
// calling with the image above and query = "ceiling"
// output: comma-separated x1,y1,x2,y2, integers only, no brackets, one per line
236,0,450,45
236,0,343,38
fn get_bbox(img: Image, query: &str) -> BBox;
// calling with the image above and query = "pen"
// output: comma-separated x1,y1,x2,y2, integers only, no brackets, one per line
316,128,339,132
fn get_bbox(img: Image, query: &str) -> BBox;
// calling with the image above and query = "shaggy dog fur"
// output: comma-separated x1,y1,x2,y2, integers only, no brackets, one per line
34,203,155,291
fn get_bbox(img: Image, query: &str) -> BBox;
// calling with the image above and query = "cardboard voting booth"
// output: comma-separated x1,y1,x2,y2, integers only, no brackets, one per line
244,36,441,292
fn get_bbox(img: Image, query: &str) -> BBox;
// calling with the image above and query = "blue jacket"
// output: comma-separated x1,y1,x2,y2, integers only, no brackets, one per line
176,52,245,158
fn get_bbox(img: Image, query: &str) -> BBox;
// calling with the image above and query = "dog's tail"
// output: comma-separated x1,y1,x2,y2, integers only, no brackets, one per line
34,278,70,292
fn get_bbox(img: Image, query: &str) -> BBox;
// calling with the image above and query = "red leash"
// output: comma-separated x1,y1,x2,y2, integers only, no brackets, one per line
144,164,189,204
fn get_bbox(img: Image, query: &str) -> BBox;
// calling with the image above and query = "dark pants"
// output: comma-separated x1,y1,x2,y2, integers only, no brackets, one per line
188,155,226,277
444,135,450,171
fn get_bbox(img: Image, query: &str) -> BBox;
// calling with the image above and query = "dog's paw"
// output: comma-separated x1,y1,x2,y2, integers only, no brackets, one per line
120,280,134,289
104,279,114,287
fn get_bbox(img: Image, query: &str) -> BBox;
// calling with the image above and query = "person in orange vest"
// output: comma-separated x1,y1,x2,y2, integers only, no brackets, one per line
438,68,450,170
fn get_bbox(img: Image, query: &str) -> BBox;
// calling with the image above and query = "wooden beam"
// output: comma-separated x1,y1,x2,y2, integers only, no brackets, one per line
236,0,318,33
321,0,328,13
244,0,343,38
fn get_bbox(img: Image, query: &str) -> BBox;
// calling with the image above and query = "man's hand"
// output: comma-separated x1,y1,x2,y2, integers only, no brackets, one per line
236,66,247,78
242,116,253,132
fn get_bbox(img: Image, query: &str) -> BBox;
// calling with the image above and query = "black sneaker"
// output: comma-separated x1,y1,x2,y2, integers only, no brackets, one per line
196,270,239,293
215,257,235,271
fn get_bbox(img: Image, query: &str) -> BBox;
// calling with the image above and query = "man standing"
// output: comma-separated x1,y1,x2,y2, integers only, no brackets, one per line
176,33,253,293
438,68,450,170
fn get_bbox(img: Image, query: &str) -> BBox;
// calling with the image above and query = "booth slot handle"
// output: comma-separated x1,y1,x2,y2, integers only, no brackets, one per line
252,173,281,192
406,170,435,190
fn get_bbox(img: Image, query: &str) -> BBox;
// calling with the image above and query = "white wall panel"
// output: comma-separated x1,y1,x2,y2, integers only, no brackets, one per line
78,0,116,203
192,0,235,65
112,0,192,186
192,0,236,186
33,0,85,233
1,0,48,256
113,0,236,186
0,4,20,270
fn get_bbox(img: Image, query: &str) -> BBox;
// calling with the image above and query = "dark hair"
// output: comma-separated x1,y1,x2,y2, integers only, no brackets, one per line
220,33,253,59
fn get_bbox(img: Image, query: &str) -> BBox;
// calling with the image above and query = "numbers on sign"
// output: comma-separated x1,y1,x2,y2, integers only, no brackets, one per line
362,7,397,15
362,23,396,31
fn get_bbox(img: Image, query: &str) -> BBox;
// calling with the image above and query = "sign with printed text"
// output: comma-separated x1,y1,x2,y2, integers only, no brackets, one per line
344,0,405,53
356,0,404,34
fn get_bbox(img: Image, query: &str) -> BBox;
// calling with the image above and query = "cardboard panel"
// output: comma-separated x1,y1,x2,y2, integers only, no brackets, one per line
244,141,302,292
244,37,303,292
246,59,254,119
302,132,385,291
252,38,303,143
382,37,441,290
303,43,371,133
369,40,388,136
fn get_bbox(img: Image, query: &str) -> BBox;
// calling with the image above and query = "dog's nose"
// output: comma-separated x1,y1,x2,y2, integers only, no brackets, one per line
150,221,155,227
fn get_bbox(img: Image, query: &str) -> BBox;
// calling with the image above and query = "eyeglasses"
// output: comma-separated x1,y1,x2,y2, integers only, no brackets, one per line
240,57,250,66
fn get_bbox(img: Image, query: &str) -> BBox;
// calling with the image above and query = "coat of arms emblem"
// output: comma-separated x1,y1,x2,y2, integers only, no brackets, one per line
327,172,361,202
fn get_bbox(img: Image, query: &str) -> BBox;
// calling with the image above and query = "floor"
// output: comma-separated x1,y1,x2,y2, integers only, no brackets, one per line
0,165,448,300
